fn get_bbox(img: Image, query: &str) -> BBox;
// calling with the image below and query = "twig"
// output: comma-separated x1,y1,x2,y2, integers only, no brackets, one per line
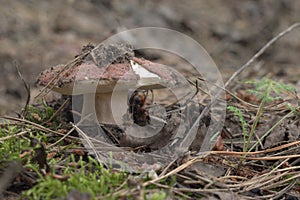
143,152,210,187
72,123,100,157
210,140,300,156
196,77,259,108
41,98,70,126
35,43,116,99
188,79,202,99
2,116,79,140
243,158,289,191
0,130,28,141
270,179,297,199
224,23,300,88
158,157,177,177
248,107,298,152
14,61,30,118
47,126,75,148
71,123,108,168
34,50,91,99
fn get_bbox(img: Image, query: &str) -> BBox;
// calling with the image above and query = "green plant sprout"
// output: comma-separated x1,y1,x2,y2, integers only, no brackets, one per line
246,78,296,103
23,155,128,200
227,106,248,152
0,123,31,162
244,78,296,152
228,78,296,155
149,191,167,200
25,99,60,129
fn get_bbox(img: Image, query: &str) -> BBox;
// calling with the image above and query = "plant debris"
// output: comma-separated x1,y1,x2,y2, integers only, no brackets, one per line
1,6,300,198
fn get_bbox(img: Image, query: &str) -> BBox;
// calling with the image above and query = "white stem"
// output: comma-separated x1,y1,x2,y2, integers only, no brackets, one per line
95,91,128,125
81,93,98,125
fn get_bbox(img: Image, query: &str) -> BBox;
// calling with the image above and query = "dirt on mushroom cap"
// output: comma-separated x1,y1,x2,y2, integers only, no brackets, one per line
36,43,136,88
36,62,140,91
80,43,135,67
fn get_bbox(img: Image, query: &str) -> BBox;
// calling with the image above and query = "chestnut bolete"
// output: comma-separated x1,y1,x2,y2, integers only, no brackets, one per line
36,44,186,126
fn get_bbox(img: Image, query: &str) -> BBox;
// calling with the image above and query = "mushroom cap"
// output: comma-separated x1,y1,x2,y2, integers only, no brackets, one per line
36,57,185,95
37,62,138,95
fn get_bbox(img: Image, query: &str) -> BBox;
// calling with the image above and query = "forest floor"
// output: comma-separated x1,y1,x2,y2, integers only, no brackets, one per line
0,1,300,199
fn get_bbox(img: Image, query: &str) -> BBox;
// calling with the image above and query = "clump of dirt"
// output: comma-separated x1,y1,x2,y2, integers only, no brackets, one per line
76,43,135,67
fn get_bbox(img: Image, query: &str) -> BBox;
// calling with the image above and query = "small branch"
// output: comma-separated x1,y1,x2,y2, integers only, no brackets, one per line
224,23,300,88
2,116,79,140
14,61,30,118
0,130,28,141
41,97,70,126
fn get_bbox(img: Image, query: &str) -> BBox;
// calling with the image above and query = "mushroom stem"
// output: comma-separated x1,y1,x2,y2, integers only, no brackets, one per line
95,90,129,125
80,93,114,144
81,93,98,125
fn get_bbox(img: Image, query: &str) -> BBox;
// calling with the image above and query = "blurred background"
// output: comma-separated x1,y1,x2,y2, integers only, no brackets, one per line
1,0,300,115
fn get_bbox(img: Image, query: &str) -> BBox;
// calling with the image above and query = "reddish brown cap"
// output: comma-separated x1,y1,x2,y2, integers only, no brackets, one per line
36,62,140,95
37,57,184,95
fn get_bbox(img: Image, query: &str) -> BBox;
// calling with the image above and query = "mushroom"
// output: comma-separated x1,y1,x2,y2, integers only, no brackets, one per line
36,44,187,127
